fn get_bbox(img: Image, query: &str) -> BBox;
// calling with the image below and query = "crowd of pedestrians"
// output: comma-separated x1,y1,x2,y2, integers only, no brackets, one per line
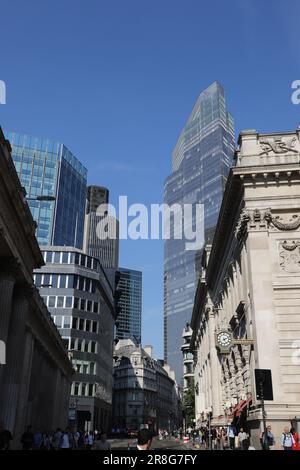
0,422,111,450
173,422,300,451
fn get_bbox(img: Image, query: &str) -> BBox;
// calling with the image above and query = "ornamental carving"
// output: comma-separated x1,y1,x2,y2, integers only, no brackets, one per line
279,240,300,273
259,136,298,155
264,211,300,231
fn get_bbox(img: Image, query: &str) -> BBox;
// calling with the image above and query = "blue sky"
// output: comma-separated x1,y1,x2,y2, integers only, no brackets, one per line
1,0,300,359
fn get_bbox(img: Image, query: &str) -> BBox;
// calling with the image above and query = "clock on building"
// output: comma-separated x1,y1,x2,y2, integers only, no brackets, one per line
215,330,233,352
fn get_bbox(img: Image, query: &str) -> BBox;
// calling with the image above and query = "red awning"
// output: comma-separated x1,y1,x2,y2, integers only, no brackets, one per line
235,396,252,417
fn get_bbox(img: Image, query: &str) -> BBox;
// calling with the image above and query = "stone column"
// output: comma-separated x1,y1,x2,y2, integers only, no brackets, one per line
208,308,222,418
13,329,35,448
0,286,31,433
0,263,17,387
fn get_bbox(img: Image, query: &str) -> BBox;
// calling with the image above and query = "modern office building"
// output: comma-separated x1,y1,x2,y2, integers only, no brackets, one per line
34,246,116,432
164,82,235,382
115,268,142,344
83,185,119,271
6,131,87,248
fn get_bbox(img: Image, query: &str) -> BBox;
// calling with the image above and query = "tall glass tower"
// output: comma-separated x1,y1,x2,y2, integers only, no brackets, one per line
116,268,142,345
164,82,235,382
6,131,87,248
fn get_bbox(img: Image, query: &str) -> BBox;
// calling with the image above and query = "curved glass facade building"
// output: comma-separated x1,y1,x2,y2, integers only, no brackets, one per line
6,131,87,248
164,82,235,382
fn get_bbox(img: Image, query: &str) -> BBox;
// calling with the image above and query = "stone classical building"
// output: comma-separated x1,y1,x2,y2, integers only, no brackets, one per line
113,340,179,433
0,128,73,448
35,246,116,432
190,127,300,448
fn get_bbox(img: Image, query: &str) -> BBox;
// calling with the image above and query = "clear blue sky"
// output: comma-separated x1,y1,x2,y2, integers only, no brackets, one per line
1,0,299,359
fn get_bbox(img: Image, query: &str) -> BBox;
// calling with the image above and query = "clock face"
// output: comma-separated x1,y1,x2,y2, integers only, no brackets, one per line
217,331,232,348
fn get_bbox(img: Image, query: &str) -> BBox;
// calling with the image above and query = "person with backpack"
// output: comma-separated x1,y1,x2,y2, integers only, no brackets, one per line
281,426,295,451
260,425,275,450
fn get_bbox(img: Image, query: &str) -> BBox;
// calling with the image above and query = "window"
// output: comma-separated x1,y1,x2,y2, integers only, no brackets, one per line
77,339,83,351
51,274,58,288
63,316,71,329
67,275,74,289
55,316,62,328
53,252,61,263
92,322,98,333
81,383,87,396
59,275,67,288
84,341,89,352
79,318,84,331
88,384,94,396
85,279,91,292
62,252,69,263
43,274,51,287
70,337,75,350
35,274,42,287
72,317,77,329
45,251,52,263
65,297,72,308
93,302,98,314
74,382,80,396
87,300,92,312
90,342,96,353
48,296,56,307
57,296,64,308
80,299,85,310
85,320,91,332
90,362,95,375
74,297,79,309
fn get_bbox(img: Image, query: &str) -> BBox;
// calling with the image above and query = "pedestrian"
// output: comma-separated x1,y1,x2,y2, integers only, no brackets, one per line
0,421,12,450
21,425,34,450
281,426,295,451
238,427,248,450
86,430,94,450
261,425,275,450
290,427,300,451
227,423,236,450
60,429,71,450
33,429,43,450
92,432,111,450
52,428,62,450
136,429,152,450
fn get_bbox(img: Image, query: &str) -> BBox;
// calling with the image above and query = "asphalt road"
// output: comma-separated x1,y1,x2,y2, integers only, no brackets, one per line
110,437,199,451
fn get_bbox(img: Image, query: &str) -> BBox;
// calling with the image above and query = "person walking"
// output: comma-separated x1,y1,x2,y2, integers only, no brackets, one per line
227,423,236,450
86,431,94,450
136,429,153,450
21,425,34,450
0,421,12,450
238,427,248,450
260,425,275,450
92,432,111,450
281,426,295,451
291,427,300,451
60,429,71,450
52,428,62,450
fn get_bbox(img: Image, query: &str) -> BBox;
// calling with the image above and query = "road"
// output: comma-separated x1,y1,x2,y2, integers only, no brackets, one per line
110,437,199,451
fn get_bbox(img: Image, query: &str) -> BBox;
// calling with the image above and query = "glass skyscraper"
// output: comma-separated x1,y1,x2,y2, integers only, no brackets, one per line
116,268,142,345
164,82,235,382
6,131,87,248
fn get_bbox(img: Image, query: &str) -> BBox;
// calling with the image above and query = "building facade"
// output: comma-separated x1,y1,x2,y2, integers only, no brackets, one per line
113,340,179,433
83,185,119,271
190,127,300,448
181,323,194,392
6,131,87,248
0,128,73,448
34,246,115,432
115,268,142,344
164,82,235,382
